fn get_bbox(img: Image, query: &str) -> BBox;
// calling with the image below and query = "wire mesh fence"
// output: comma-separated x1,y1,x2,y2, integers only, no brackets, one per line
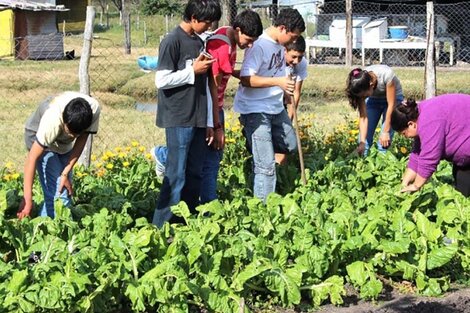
309,1,470,67
1,0,470,169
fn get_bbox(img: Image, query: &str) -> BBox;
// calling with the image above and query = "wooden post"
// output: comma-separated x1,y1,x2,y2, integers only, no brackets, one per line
165,15,169,34
123,0,131,54
345,0,353,67
143,21,147,45
78,6,95,167
424,1,436,99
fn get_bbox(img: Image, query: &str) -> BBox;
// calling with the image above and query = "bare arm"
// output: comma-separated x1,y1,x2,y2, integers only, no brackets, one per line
240,75,295,95
18,142,45,219
357,100,368,155
379,81,397,148
57,133,91,197
288,80,303,120
212,73,225,150
401,168,428,193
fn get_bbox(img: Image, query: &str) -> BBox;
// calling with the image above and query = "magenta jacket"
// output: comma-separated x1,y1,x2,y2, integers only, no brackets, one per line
408,94,470,178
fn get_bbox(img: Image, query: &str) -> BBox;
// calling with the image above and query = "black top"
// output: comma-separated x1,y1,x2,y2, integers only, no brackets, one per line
156,26,208,128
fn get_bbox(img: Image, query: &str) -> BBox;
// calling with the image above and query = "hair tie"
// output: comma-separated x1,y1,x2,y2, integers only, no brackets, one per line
352,69,361,77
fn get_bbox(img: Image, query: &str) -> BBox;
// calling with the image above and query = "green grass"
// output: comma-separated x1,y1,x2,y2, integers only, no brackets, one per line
2,18,470,170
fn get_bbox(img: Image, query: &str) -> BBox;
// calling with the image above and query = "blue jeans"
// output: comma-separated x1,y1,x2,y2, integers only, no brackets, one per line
152,127,206,228
36,150,73,218
364,96,404,155
200,110,224,204
240,111,297,201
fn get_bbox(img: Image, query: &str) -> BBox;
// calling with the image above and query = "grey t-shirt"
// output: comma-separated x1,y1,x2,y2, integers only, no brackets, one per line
366,64,403,100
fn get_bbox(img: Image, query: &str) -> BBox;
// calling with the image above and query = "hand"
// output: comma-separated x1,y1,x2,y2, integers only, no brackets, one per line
401,183,420,193
193,54,216,75
214,128,225,150
356,142,366,156
206,127,214,146
59,175,73,197
17,198,32,220
279,77,295,96
379,132,391,148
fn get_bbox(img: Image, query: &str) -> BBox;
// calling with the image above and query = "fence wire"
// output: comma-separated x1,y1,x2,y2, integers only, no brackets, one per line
310,1,470,66
1,0,470,168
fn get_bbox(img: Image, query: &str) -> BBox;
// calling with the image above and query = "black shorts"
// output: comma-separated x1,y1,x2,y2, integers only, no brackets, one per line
453,164,470,197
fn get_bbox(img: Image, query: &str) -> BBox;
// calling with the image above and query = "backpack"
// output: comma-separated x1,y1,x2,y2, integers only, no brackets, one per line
201,28,233,55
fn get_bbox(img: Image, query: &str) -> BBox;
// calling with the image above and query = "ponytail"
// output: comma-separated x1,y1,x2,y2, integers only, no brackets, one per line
391,99,419,132
346,68,371,110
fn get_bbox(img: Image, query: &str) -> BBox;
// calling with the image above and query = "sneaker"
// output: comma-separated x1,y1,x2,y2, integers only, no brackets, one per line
150,146,167,178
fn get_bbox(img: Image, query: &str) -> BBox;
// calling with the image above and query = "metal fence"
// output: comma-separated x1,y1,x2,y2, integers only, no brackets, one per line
309,1,470,66
1,0,470,168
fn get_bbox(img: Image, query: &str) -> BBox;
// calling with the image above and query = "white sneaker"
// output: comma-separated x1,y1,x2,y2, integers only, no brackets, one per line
150,146,166,178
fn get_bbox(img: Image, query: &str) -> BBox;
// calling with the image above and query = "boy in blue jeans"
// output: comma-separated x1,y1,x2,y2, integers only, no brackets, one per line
151,9,263,204
234,8,305,201
18,92,101,219
152,0,221,228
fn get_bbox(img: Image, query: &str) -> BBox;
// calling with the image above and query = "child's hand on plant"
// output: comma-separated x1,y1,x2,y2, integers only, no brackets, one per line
356,142,366,156
17,198,32,220
59,175,73,197
379,132,391,148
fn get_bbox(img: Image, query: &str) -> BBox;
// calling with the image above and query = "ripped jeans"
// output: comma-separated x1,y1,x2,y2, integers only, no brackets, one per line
240,111,297,201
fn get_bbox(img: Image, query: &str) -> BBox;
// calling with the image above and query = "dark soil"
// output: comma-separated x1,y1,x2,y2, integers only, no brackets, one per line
260,284,470,313
316,285,470,313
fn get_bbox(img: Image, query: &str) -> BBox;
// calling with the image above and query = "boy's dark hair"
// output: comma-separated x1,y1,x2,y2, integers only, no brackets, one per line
183,0,221,23
273,8,305,33
232,10,263,38
391,99,419,132
285,35,306,52
63,97,93,135
346,68,372,110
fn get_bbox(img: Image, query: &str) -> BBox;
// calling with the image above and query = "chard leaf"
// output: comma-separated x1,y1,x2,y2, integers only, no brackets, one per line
346,261,368,286
231,258,272,291
7,269,28,294
359,277,383,299
427,245,458,270
309,275,345,307
125,281,146,312
415,211,441,242
378,239,410,254
171,202,191,221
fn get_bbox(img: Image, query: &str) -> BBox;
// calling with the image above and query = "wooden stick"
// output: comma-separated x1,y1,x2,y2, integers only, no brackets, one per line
291,95,307,185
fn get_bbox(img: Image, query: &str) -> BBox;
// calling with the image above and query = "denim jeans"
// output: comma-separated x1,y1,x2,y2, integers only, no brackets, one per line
36,150,73,218
364,96,404,155
152,127,206,228
240,111,297,201
200,110,224,204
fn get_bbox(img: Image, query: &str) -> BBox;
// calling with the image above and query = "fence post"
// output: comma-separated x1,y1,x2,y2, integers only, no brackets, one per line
345,0,353,67
123,0,131,54
78,6,95,167
425,1,436,99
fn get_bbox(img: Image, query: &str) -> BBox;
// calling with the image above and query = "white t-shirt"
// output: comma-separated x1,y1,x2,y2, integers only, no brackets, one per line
234,32,286,115
25,91,101,154
285,57,308,82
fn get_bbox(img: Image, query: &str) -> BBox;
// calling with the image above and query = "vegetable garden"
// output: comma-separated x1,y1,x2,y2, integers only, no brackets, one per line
0,115,469,312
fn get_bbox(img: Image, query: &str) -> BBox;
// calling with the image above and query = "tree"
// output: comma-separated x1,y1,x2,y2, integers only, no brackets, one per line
95,0,110,28
140,0,183,16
